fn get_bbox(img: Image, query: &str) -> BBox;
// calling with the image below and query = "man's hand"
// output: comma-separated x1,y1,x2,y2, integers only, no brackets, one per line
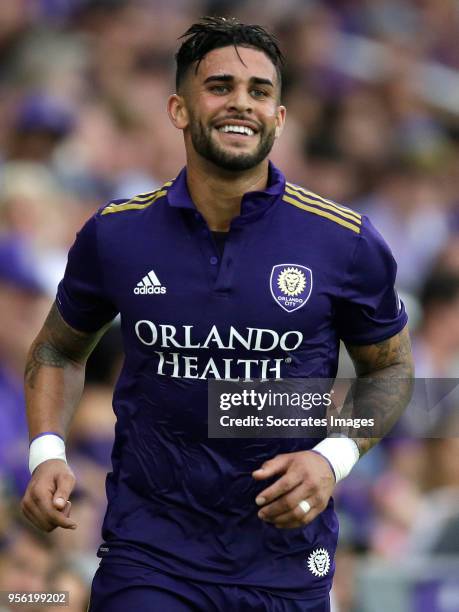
252,451,335,529
21,459,77,532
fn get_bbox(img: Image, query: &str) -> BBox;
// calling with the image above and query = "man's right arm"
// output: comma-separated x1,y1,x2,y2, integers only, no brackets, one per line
21,302,108,532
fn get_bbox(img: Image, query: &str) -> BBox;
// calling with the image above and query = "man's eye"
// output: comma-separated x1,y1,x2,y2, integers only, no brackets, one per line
211,85,229,94
251,89,267,98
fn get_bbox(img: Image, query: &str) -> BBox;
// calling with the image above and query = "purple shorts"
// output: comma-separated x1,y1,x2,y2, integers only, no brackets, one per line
89,561,330,612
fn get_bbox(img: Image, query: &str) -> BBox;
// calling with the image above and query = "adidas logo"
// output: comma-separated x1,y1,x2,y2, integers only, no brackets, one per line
134,270,167,295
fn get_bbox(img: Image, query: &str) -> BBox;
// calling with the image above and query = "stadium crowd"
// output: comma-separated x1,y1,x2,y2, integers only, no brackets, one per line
0,1,459,610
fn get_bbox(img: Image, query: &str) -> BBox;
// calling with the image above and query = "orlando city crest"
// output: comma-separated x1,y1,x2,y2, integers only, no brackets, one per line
270,264,312,313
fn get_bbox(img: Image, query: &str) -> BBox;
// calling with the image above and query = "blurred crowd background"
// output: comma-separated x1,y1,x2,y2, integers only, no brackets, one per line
1,1,459,611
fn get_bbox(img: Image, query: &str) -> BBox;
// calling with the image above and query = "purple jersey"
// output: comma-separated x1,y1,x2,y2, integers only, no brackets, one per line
56,162,407,599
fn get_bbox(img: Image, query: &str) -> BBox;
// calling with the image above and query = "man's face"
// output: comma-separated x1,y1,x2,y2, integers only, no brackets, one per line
176,45,285,171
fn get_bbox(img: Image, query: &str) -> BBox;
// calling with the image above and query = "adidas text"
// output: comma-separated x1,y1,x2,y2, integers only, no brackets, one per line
134,286,166,295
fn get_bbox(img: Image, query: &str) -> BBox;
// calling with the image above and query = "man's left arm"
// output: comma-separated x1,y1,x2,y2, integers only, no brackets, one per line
252,326,414,528
344,324,414,456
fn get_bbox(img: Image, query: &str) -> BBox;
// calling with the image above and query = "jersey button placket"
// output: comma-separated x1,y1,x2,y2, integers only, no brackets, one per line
192,213,220,284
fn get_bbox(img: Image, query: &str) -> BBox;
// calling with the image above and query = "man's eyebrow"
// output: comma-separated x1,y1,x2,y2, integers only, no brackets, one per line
203,74,233,84
251,77,274,88
203,74,274,87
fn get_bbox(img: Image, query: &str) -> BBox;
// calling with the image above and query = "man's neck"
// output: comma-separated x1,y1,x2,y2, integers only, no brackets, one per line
185,157,270,231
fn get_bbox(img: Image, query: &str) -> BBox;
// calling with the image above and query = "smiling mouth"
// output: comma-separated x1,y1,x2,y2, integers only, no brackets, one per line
213,120,260,136
218,125,255,136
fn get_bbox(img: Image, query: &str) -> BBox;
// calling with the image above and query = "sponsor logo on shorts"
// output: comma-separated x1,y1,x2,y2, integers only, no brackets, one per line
134,269,167,295
307,548,330,577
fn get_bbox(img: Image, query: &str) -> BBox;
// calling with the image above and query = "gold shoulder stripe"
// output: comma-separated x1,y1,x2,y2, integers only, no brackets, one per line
282,194,361,234
102,180,174,212
286,183,361,223
133,191,160,201
285,186,361,225
133,180,173,202
101,189,168,215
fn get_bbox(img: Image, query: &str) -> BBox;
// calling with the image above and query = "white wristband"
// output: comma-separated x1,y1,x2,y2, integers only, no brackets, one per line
312,437,360,483
29,433,67,475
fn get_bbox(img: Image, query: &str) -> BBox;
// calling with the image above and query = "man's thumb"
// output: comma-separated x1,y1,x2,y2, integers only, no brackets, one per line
53,472,75,509
53,496,67,509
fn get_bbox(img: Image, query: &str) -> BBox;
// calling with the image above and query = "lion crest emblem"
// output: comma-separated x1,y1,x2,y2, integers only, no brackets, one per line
307,548,330,577
270,264,312,312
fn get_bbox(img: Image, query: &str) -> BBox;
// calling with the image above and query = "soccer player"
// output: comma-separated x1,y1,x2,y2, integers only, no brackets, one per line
21,17,414,612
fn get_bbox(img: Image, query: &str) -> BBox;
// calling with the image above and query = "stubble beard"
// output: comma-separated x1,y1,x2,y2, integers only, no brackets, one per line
189,118,276,172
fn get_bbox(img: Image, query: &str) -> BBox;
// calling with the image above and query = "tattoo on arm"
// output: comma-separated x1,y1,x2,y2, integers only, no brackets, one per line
25,343,68,389
347,326,413,376
342,326,414,456
24,303,108,389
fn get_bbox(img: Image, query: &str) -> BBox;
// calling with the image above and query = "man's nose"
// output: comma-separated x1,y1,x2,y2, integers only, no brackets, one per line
226,86,253,113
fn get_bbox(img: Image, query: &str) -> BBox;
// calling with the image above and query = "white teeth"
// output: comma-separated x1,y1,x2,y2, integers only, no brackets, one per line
218,125,254,136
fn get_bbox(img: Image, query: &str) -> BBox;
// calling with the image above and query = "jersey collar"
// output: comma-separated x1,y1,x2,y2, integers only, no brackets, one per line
166,161,286,225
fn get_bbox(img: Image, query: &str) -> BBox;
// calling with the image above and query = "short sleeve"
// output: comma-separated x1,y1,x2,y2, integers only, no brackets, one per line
336,216,408,345
56,214,118,332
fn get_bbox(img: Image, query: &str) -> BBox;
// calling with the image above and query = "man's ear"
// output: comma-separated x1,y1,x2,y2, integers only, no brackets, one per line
167,94,189,130
274,105,286,139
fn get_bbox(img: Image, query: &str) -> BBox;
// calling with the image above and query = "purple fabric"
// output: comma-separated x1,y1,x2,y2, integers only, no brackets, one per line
56,162,406,597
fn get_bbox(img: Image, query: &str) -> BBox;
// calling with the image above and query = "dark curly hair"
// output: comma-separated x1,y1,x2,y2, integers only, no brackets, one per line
175,16,284,93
